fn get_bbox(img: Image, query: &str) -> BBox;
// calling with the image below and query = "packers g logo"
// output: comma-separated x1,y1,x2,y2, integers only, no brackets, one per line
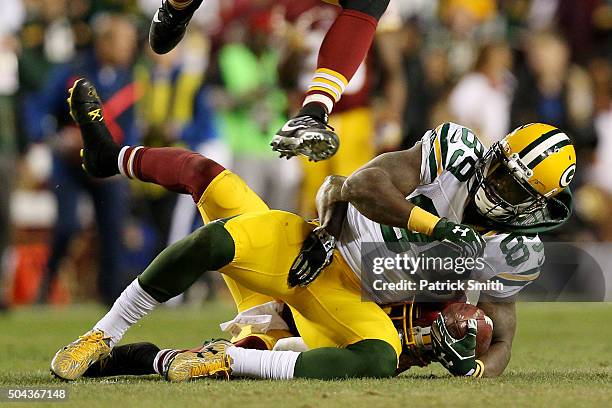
559,164,576,188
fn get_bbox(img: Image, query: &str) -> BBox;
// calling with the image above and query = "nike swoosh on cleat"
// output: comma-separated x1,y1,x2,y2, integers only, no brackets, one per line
153,10,161,23
281,123,306,133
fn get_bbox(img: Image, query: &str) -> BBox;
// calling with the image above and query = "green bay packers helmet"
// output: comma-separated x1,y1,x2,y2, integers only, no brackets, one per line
470,123,576,223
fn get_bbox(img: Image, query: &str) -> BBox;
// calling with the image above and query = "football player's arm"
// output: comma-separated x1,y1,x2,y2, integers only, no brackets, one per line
341,143,423,228
477,295,517,378
341,137,486,257
316,175,349,239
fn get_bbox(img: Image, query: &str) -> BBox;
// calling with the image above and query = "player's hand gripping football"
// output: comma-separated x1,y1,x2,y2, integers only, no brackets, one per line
288,226,335,287
431,315,483,377
432,219,486,259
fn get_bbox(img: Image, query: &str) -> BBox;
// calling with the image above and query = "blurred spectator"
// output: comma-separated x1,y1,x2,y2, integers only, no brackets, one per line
373,3,408,153
18,0,75,94
135,31,229,256
511,32,596,157
588,57,612,194
557,0,612,63
24,13,140,305
401,29,453,148
449,42,515,146
511,31,597,240
212,12,299,212
436,0,501,77
0,0,24,310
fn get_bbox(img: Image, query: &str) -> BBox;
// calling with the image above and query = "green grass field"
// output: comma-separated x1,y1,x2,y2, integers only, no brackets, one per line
0,302,610,408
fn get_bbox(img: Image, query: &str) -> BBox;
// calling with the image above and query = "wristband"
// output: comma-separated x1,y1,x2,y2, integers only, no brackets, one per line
407,206,441,236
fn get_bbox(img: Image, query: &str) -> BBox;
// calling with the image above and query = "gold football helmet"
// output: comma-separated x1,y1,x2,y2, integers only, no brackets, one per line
471,123,576,222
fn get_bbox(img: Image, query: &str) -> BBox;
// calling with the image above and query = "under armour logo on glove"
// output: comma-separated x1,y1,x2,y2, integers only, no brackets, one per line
452,226,471,237
288,227,335,287
431,315,482,377
432,218,486,259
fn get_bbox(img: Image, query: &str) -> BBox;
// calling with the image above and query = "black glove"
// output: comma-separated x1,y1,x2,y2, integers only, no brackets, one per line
432,218,486,259
288,227,335,287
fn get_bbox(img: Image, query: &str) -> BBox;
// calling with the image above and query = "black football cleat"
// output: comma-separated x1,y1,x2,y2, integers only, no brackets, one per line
67,78,104,126
149,0,204,55
271,115,340,162
67,78,120,178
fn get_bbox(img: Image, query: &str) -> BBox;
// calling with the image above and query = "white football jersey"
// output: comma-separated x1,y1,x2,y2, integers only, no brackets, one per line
337,122,544,299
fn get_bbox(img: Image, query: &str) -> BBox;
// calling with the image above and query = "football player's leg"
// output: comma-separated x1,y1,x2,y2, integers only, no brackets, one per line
292,340,397,379
70,78,225,199
180,338,395,381
83,343,160,378
219,211,399,356
50,220,235,380
71,78,285,347
71,78,271,222
308,0,389,114
149,0,204,54
162,296,398,381
214,212,400,379
58,210,293,349
286,252,402,357
271,0,389,161
84,213,290,349
193,160,294,347
113,209,394,381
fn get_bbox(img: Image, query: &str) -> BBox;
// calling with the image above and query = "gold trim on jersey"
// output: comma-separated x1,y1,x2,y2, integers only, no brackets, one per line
434,136,443,176
497,271,540,282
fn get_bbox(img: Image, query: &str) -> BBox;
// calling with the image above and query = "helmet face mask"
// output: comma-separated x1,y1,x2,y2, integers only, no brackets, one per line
466,123,576,231
469,144,546,223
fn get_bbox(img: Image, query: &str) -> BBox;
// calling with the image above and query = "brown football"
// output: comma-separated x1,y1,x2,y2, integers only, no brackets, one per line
442,302,494,357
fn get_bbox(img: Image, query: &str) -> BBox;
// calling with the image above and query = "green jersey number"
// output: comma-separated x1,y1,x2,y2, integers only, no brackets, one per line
447,128,485,182
500,233,544,267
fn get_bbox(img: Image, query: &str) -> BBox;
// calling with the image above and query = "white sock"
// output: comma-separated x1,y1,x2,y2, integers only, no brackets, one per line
94,279,160,347
226,346,301,380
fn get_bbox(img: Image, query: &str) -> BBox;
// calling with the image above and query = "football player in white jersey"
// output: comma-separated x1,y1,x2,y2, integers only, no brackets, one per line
310,121,575,376
51,80,575,381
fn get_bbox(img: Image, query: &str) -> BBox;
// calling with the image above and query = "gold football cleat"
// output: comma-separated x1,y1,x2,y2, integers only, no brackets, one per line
50,329,111,381
164,340,233,382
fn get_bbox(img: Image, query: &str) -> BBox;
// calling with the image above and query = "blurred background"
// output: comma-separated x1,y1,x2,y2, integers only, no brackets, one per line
0,0,611,308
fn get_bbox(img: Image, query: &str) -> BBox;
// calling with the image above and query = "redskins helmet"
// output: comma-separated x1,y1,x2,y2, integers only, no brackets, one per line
470,123,576,223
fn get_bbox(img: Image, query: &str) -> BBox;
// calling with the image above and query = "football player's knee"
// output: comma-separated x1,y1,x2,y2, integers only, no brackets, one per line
340,0,390,20
366,347,397,378
190,221,236,270
348,339,398,378
201,172,268,220
182,154,225,201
